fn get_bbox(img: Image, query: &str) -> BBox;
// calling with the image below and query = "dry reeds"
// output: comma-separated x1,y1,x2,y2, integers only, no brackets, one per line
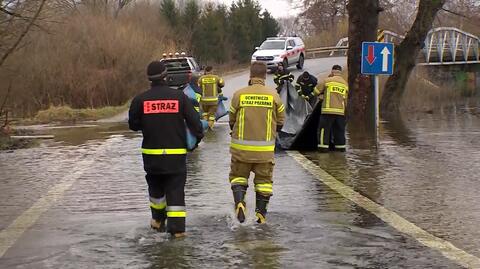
0,2,171,117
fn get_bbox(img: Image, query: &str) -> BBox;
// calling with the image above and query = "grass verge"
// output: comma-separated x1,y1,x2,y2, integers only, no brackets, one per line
0,129,37,150
29,102,130,124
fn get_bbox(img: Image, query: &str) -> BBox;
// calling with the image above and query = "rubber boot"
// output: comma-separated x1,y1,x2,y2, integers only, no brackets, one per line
150,219,165,232
255,193,270,224
208,118,215,129
232,185,247,223
171,232,186,239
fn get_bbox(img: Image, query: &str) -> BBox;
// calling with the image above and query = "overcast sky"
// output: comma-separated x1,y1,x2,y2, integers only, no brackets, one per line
214,0,298,18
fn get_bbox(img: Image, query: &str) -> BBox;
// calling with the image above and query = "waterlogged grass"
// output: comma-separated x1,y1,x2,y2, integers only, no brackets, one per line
33,103,129,124
0,129,37,150
400,71,478,113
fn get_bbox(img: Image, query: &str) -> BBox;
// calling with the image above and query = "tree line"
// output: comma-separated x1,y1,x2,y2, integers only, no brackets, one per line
0,0,279,118
160,0,280,64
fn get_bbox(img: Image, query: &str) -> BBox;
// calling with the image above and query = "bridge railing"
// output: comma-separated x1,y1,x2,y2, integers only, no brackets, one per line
305,27,480,66
421,27,480,65
305,30,402,58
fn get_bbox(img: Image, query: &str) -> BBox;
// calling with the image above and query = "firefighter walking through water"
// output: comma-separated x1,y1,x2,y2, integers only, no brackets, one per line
228,62,285,224
317,65,349,152
128,61,204,238
198,66,225,129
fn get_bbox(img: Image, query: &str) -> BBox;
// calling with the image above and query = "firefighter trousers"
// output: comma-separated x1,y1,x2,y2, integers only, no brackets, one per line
318,114,346,151
146,172,186,234
229,159,274,197
201,103,217,127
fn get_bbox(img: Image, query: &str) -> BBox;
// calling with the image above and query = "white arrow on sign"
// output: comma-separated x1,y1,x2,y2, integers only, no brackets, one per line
381,46,391,72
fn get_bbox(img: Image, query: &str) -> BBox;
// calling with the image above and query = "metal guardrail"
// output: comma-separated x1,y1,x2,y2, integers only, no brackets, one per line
305,46,348,58
305,27,480,66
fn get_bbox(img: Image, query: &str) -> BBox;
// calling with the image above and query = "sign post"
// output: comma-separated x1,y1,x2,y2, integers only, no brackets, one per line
361,42,394,145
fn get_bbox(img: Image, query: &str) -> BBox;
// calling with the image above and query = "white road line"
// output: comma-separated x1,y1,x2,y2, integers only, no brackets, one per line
0,138,119,258
287,151,480,269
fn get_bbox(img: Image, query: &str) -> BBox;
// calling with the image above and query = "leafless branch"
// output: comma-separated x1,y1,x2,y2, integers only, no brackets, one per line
441,7,469,18
0,0,47,67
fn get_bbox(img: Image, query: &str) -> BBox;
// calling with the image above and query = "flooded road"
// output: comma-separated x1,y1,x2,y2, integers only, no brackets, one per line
1,58,480,268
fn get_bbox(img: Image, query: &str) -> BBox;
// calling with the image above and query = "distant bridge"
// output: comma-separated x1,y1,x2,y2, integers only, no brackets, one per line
306,27,480,66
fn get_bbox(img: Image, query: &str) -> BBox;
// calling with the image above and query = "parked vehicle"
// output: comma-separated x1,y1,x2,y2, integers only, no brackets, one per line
161,56,202,87
251,37,306,71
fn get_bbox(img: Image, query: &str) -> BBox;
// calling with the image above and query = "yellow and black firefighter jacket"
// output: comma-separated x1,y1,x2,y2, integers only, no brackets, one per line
198,73,225,105
273,71,294,88
128,82,204,174
317,71,349,116
229,78,285,163
295,75,320,100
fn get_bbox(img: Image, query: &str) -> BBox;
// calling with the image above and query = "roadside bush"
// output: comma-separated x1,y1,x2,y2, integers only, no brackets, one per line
0,2,169,117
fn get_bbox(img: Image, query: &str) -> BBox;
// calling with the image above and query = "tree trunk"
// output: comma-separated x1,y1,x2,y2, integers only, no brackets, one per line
380,0,446,118
347,0,380,123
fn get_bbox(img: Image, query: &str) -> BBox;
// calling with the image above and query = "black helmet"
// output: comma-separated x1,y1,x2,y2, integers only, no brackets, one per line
147,61,167,81
302,71,310,79
332,65,342,71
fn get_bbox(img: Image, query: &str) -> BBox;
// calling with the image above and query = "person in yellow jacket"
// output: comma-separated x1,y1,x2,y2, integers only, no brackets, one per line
228,61,285,224
317,65,349,152
198,66,225,129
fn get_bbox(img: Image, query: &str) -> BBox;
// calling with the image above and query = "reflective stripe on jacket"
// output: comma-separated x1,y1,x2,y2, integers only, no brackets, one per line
198,74,225,104
273,72,294,86
318,72,349,115
229,78,285,163
128,83,204,174
295,75,319,98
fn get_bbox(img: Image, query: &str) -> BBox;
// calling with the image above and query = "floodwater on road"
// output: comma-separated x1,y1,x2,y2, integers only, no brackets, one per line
2,111,479,268
1,60,479,268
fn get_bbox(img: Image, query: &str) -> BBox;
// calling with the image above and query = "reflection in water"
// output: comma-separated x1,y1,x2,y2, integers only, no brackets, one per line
1,109,478,268
139,235,195,269
381,114,417,147
47,123,132,146
231,226,282,269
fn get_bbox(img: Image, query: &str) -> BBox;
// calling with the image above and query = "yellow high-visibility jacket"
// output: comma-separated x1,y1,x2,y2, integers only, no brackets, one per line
317,71,349,115
229,78,285,163
198,74,225,105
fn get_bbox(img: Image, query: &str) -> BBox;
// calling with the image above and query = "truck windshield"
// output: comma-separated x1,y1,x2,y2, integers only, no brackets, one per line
259,41,285,50
163,59,191,72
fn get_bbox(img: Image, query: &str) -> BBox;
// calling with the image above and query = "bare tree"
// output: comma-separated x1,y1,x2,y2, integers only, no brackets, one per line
71,0,134,17
114,0,134,18
380,0,446,118
0,0,47,67
296,0,348,33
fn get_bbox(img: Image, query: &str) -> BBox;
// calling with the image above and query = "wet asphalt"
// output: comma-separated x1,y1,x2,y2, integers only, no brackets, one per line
1,58,479,268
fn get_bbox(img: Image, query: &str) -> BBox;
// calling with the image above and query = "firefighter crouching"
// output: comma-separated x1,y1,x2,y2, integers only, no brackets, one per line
128,61,204,238
295,71,320,108
198,66,225,129
273,63,294,93
229,61,285,224
317,65,349,152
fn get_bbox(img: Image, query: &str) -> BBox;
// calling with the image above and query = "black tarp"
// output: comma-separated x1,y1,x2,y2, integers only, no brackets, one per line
276,82,322,150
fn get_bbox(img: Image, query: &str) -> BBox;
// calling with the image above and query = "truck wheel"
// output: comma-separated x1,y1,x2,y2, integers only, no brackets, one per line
296,54,304,70
282,58,288,70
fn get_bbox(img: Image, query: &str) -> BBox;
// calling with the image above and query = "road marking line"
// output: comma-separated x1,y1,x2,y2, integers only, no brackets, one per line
287,151,480,269
0,138,118,258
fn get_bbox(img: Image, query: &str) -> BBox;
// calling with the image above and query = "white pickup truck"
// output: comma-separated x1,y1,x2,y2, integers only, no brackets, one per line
251,37,306,71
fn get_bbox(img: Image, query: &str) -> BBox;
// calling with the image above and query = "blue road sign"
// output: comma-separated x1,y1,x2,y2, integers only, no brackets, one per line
361,42,394,75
